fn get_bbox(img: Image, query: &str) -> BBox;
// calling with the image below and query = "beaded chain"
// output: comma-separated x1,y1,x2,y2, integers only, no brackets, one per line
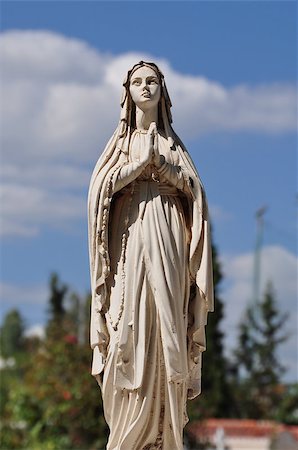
98,167,118,277
107,180,135,331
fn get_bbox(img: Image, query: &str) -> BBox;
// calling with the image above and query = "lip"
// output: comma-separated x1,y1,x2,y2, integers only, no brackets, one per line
142,92,151,98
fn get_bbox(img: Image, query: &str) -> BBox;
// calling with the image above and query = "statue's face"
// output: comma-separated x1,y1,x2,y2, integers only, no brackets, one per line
129,66,161,111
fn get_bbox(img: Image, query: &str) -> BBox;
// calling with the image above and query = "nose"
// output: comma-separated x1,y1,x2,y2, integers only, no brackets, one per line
141,80,149,90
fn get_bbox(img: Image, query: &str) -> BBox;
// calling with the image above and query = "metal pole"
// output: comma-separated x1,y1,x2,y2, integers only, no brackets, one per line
252,206,267,306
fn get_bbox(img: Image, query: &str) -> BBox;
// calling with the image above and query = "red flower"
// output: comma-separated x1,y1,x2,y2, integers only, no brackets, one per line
62,390,72,400
64,334,78,345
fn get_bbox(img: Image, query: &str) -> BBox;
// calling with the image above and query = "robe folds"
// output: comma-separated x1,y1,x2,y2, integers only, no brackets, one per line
88,128,214,450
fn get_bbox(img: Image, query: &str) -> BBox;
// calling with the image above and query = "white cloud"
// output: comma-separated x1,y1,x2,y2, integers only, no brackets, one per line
0,282,48,307
1,163,90,190
0,30,296,237
163,72,297,137
1,183,86,236
0,282,49,327
221,245,298,382
0,29,108,84
24,324,45,339
0,282,49,335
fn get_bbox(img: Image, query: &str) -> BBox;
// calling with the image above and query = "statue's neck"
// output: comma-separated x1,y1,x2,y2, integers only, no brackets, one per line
135,105,158,131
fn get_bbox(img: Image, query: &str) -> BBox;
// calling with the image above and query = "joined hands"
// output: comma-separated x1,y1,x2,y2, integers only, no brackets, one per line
139,122,162,169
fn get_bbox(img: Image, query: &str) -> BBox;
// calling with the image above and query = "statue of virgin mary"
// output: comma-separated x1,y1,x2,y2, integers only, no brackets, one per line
88,61,214,450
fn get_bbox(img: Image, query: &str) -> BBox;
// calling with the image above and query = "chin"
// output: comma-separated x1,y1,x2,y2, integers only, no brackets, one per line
137,98,158,109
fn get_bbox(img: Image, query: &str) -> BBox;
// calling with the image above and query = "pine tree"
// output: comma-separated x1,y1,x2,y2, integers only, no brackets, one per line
67,291,91,345
188,243,233,420
0,309,25,358
48,273,67,318
235,282,288,419
201,244,234,417
46,272,68,337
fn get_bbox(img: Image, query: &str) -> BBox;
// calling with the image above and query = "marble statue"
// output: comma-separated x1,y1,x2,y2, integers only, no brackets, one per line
88,61,214,450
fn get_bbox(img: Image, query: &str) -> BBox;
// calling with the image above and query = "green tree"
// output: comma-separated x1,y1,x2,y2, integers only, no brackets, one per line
67,291,91,345
187,243,233,421
234,282,288,419
200,244,234,417
0,309,25,358
46,273,68,336
48,273,67,319
0,310,29,449
1,330,108,449
1,276,108,450
276,383,298,425
24,330,107,449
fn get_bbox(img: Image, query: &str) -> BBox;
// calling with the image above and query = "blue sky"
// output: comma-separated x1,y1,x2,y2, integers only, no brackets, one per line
0,1,297,380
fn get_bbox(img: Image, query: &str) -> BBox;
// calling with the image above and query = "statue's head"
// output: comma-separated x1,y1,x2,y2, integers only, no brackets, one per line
120,61,172,133
128,63,161,113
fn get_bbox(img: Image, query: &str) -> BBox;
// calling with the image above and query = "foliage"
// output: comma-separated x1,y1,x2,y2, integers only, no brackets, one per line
46,272,68,333
275,384,298,425
0,267,295,450
0,309,25,358
24,326,107,449
187,243,234,422
1,274,108,450
234,282,289,420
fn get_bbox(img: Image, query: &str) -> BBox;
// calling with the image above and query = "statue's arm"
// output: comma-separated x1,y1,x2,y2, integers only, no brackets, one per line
155,155,194,194
114,124,161,192
114,161,145,192
114,138,153,192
